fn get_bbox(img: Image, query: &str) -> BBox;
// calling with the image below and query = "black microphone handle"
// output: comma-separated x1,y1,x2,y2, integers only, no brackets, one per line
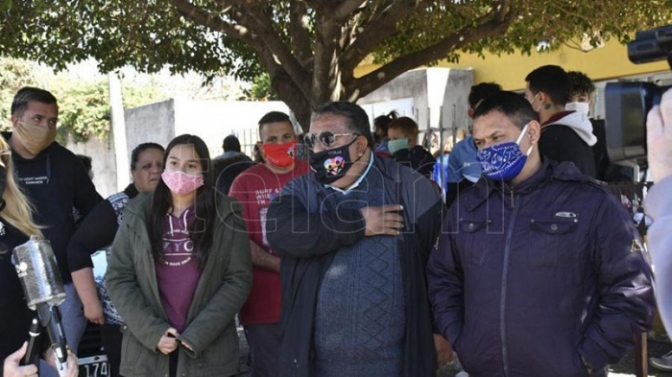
22,317,41,366
36,303,68,365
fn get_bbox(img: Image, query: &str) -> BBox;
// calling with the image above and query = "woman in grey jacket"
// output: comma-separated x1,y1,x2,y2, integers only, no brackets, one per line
105,134,252,377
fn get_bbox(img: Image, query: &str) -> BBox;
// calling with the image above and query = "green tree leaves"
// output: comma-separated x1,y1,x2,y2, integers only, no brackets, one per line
1,1,670,129
0,58,167,142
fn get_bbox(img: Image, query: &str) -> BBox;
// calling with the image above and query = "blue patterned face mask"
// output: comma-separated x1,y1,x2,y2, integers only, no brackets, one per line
476,124,533,182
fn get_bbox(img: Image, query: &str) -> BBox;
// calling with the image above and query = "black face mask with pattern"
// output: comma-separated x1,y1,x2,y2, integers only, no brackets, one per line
309,138,362,185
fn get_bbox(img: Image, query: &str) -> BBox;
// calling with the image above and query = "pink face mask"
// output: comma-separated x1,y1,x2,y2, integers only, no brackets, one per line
161,171,204,195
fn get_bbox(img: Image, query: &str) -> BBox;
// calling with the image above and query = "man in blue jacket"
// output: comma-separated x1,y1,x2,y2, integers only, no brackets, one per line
266,102,450,377
428,91,655,377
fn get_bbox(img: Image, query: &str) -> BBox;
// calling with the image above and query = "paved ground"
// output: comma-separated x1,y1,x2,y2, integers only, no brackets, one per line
610,337,672,377
235,328,672,376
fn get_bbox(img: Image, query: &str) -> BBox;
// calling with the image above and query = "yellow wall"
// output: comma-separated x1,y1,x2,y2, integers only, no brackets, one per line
355,41,669,91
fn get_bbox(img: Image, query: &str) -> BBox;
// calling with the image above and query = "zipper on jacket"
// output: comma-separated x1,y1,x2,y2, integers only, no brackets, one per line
500,194,520,377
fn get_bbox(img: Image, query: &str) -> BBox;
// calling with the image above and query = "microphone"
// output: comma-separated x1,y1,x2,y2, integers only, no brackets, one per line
13,236,68,376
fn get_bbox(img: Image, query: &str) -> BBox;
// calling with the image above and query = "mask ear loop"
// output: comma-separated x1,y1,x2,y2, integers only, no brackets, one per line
516,124,534,156
515,124,529,144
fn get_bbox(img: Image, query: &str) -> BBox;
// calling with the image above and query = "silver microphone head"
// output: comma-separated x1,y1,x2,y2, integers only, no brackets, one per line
12,236,66,310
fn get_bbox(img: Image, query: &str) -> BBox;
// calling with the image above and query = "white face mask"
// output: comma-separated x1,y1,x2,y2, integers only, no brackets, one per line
565,102,590,116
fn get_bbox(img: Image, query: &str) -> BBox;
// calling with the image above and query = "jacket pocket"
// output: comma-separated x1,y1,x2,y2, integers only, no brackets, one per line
528,218,578,269
120,325,142,369
459,219,490,266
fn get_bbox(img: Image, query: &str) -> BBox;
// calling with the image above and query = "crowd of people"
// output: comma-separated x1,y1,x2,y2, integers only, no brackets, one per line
1,62,671,377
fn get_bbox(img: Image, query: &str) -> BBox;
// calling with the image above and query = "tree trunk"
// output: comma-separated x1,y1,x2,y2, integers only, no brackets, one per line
292,104,313,135
270,72,314,133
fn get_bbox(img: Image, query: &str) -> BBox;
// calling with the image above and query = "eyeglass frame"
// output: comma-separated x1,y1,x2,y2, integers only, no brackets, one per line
303,131,360,149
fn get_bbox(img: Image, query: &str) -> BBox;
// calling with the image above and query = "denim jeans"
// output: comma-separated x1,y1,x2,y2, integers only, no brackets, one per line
39,282,88,377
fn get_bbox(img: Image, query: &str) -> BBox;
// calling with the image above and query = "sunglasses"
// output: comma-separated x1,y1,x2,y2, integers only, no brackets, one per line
304,131,359,149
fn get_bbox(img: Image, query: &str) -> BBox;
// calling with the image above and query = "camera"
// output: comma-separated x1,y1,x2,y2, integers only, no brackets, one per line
605,25,672,167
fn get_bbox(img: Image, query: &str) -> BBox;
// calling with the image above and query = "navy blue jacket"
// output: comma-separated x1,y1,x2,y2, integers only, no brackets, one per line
428,160,654,377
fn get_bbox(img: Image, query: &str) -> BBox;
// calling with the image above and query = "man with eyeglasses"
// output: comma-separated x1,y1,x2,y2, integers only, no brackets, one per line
266,102,450,377
229,111,309,377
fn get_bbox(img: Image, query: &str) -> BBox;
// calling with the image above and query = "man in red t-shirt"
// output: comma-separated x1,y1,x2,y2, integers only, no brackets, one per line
229,111,309,377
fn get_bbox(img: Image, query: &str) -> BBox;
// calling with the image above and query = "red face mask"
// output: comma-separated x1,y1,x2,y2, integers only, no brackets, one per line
262,141,297,168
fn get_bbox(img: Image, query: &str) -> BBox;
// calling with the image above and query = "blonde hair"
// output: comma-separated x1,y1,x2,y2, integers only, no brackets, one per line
0,137,43,238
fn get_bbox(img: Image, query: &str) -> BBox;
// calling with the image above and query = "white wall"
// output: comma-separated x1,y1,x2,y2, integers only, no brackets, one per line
68,99,291,195
172,99,288,158
125,99,176,160
357,67,474,153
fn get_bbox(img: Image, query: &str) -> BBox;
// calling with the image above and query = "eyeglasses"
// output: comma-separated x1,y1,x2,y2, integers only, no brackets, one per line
304,131,359,149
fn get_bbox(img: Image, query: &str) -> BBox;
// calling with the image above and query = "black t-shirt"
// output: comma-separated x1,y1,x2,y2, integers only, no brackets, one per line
3,133,103,283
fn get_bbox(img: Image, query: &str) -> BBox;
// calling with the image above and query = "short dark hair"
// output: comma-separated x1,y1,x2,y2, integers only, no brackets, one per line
312,102,374,147
388,117,419,136
222,135,241,152
11,87,58,116
468,82,502,109
525,65,571,105
258,111,291,134
567,71,596,97
130,142,164,171
473,91,539,129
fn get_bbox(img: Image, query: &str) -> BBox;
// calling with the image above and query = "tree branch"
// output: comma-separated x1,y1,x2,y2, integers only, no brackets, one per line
259,49,312,130
162,0,251,41
290,1,312,67
306,0,365,21
241,5,312,99
546,1,593,26
311,14,342,107
496,0,513,22
341,0,430,73
349,3,516,100
331,0,367,21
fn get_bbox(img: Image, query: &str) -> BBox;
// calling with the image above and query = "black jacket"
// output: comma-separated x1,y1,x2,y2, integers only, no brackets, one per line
429,160,654,376
392,145,436,179
539,111,597,179
266,155,444,377
213,154,257,195
67,183,138,272
3,133,102,282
